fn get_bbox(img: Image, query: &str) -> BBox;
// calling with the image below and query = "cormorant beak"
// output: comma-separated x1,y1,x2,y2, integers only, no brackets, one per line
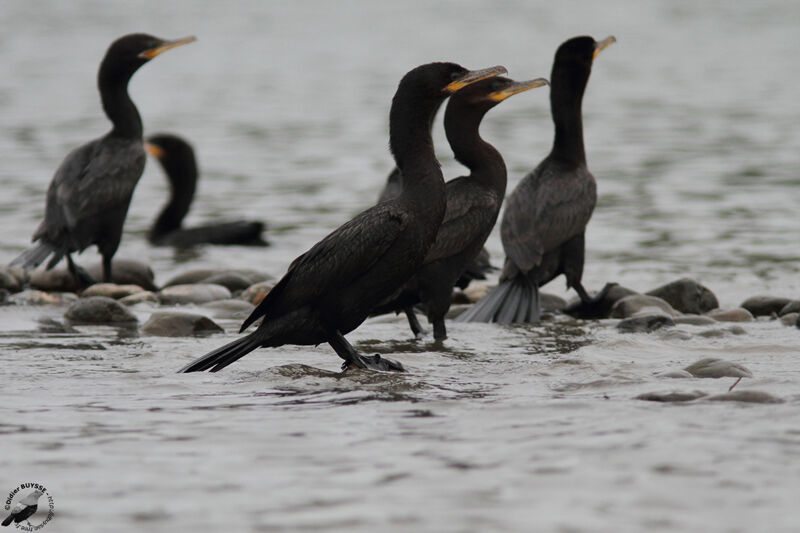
593,36,616,60
144,142,165,159
445,65,508,94
139,36,197,60
488,77,549,102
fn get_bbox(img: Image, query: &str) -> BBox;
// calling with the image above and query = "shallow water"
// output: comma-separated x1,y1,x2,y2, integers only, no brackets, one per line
1,1,799,532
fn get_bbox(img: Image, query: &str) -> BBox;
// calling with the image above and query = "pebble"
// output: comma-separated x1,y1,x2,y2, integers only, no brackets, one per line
778,312,799,326
656,370,694,379
30,269,79,292
81,283,144,299
10,289,78,306
610,294,680,319
779,300,800,316
203,299,255,319
200,272,253,293
674,315,717,326
697,325,747,338
617,314,675,333
158,284,232,305
87,259,158,291
119,291,159,306
740,295,792,317
240,281,274,305
646,278,719,315
635,390,708,402
705,391,784,404
141,311,224,337
163,268,272,288
705,308,754,323
64,296,138,324
683,358,753,379
0,267,23,293
541,292,568,312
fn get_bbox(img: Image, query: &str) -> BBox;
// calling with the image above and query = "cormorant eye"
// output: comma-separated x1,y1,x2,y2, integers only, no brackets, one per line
450,71,462,81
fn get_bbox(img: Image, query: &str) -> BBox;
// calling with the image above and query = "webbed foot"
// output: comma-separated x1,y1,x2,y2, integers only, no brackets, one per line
341,353,405,372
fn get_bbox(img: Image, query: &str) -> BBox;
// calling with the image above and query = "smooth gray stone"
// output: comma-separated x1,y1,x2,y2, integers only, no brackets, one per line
779,300,800,316
541,292,568,312
119,291,159,306
675,315,717,326
203,299,255,319
81,283,144,299
779,312,798,326
201,272,253,293
240,281,275,305
0,267,22,293
158,284,232,305
64,296,137,324
740,295,792,317
684,358,752,378
163,268,272,288
646,278,719,315
141,311,223,337
636,390,708,402
87,259,158,291
11,290,78,306
697,325,747,338
610,294,680,319
656,370,694,379
30,269,79,292
706,308,754,323
617,314,675,333
705,391,784,404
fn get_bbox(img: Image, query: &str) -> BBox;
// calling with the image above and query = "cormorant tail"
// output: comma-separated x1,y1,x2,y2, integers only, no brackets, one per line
456,276,540,324
2,513,15,526
8,241,56,270
178,333,262,373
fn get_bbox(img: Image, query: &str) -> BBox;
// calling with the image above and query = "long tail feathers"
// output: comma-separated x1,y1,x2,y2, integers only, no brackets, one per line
9,241,56,270
178,333,262,373
456,276,540,324
2,513,14,526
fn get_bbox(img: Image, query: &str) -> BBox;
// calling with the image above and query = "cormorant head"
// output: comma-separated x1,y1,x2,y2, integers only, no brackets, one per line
554,35,616,71
398,62,508,103
145,133,198,191
450,76,549,112
100,33,196,83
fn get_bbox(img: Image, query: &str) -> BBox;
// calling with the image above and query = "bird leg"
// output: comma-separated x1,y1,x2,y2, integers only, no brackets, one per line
66,254,96,289
328,330,405,372
566,282,618,319
432,318,447,341
102,254,113,283
404,307,427,339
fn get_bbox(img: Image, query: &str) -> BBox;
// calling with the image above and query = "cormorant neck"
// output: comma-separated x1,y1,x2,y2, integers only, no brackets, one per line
389,93,444,196
149,158,197,240
445,108,506,194
98,62,143,139
549,65,590,166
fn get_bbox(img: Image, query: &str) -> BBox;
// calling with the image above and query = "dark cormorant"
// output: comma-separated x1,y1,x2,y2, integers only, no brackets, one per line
458,35,615,324
371,76,549,340
178,62,507,373
145,133,268,247
2,490,43,527
9,33,196,287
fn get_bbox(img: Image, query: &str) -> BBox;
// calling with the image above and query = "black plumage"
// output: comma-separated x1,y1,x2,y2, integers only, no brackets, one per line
372,76,549,339
459,35,615,324
9,33,195,287
145,133,268,247
2,490,43,527
179,62,506,373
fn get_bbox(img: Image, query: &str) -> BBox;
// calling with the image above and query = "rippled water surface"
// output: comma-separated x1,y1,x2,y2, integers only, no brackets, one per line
1,1,799,532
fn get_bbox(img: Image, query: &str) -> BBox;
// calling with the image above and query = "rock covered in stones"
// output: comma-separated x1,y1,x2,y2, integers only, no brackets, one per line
141,311,224,337
617,314,675,333
779,300,800,316
240,281,274,305
610,294,680,319
81,283,144,299
158,284,232,305
740,296,792,317
635,390,708,402
565,283,637,319
705,391,784,404
87,259,158,291
0,267,23,293
10,289,78,306
674,315,717,326
64,296,137,324
705,308,754,322
646,278,718,315
203,299,255,319
683,358,752,379
119,291,159,306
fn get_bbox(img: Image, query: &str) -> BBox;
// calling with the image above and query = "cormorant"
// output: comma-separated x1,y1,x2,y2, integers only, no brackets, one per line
145,133,268,246
2,490,43,527
178,62,506,373
9,33,196,287
458,35,615,324
371,76,549,340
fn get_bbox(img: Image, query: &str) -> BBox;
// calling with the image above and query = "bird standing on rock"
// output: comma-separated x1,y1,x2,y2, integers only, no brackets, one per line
179,62,507,374
459,35,615,324
10,33,196,288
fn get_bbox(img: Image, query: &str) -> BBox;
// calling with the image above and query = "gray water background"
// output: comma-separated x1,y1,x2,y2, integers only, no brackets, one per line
0,1,799,531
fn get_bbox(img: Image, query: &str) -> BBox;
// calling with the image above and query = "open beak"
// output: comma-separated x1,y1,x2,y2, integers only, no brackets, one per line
445,65,508,94
139,35,197,60
488,77,549,102
144,142,165,159
593,36,616,60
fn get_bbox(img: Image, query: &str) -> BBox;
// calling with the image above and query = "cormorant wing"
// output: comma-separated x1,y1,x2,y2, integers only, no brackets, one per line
501,161,596,272
240,203,409,331
424,181,499,263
